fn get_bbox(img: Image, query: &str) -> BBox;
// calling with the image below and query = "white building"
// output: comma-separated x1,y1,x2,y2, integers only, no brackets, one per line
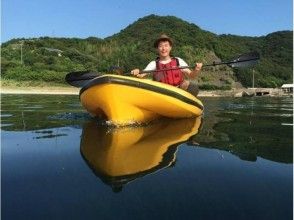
281,84,293,93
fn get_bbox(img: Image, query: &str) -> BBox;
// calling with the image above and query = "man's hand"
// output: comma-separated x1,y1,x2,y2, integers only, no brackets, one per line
131,69,147,78
194,63,203,71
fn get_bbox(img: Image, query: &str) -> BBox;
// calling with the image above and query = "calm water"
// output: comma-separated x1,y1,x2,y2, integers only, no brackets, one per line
1,94,293,220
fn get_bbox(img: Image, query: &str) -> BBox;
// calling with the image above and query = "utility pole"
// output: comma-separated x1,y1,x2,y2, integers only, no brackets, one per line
20,40,24,65
252,69,255,88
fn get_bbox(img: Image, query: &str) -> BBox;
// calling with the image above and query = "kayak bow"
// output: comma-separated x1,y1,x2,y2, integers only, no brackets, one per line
79,74,204,125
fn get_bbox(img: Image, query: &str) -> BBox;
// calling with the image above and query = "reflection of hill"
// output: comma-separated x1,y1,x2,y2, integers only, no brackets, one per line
1,94,87,131
80,117,202,192
195,98,293,164
210,114,292,163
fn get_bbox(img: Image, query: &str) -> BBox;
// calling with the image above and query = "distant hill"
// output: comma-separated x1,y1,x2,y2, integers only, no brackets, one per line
1,14,293,88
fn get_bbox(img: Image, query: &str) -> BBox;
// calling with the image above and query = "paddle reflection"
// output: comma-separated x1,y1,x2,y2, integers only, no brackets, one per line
80,117,202,192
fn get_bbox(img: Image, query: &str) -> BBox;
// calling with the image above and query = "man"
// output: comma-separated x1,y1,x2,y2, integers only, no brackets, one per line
131,34,202,96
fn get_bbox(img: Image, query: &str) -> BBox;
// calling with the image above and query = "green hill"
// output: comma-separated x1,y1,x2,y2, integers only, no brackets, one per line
1,14,293,88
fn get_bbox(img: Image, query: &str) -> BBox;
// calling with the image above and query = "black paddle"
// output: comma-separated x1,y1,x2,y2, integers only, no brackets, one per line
65,71,102,87
65,51,260,87
140,51,260,71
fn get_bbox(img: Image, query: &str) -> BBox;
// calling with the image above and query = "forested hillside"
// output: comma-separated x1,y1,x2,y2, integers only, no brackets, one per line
1,15,292,88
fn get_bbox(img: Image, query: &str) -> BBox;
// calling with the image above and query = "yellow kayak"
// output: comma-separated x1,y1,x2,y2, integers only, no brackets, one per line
79,74,204,125
80,116,202,191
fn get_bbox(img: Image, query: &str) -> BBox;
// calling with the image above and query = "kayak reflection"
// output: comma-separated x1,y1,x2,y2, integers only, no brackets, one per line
80,117,202,192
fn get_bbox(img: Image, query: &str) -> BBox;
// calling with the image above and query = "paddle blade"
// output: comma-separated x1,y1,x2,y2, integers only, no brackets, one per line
229,51,260,68
65,71,101,87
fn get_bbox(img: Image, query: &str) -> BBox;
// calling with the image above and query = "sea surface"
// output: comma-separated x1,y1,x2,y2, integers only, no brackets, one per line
1,94,293,220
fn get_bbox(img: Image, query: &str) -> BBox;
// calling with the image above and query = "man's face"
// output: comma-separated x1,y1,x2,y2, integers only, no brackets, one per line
157,41,172,58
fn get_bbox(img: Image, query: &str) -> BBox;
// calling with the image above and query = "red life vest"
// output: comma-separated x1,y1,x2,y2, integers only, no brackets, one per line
153,57,184,86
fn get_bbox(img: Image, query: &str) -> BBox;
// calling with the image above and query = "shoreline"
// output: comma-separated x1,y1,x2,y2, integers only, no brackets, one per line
0,86,228,96
0,86,289,97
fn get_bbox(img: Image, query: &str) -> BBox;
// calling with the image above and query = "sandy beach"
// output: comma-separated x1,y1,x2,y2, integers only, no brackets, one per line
1,86,80,95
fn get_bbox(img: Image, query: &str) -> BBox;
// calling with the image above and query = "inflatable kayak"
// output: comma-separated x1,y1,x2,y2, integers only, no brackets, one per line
80,116,202,191
79,74,204,125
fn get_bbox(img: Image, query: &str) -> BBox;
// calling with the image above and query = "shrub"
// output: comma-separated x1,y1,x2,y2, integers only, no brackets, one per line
199,84,231,90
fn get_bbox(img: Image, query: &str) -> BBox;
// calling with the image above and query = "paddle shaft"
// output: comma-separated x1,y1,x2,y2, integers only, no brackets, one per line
140,57,259,74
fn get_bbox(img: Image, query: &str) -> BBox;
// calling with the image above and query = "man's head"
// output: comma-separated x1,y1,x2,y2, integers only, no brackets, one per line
154,34,173,58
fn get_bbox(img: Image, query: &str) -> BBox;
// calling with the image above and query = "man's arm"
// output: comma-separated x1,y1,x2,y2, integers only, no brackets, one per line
177,58,202,79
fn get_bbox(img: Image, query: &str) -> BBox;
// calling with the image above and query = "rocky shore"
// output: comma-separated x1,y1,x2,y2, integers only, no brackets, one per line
199,88,290,97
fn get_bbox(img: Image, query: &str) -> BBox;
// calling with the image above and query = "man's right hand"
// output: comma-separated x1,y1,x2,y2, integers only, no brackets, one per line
131,69,140,76
131,69,147,78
